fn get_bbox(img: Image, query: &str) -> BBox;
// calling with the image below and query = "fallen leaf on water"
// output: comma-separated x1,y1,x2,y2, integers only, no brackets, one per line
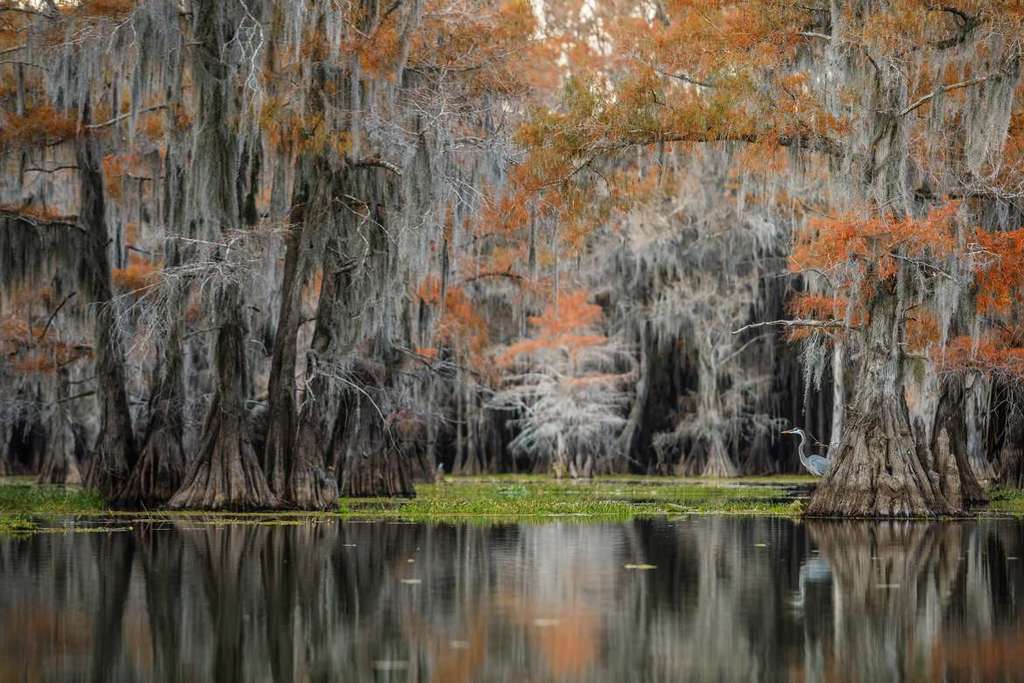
450,640,470,649
876,584,901,589
401,578,422,585
624,563,657,570
533,618,561,627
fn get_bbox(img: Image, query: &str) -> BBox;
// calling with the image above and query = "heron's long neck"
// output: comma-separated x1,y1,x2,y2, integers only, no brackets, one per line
798,433,812,468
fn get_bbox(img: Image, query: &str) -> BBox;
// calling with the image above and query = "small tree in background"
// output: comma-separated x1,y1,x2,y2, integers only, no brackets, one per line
493,291,634,477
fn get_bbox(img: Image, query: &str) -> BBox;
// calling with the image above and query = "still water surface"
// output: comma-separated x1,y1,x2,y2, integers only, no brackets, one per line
2,516,1024,681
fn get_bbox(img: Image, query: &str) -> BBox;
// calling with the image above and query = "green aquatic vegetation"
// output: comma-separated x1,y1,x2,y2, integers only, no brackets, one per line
0,514,38,536
0,482,106,515
0,474,808,523
339,475,808,521
985,488,1024,515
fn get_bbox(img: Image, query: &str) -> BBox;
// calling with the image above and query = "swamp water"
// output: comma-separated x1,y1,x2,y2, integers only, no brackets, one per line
1,516,1024,681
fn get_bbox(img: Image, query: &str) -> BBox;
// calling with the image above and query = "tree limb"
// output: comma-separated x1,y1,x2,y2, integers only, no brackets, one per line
348,156,402,176
0,207,83,232
36,291,77,344
900,75,990,117
732,319,848,335
85,103,169,130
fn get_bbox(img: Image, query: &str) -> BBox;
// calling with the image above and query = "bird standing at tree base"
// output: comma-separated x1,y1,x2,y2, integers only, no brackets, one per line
782,428,831,476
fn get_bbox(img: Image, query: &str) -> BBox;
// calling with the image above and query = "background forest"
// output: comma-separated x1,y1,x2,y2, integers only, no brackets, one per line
2,0,1024,515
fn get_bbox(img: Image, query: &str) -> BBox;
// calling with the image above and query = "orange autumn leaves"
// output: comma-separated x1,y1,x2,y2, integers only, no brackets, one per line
416,277,488,366
790,203,960,281
416,282,610,377
501,290,607,365
788,202,1024,376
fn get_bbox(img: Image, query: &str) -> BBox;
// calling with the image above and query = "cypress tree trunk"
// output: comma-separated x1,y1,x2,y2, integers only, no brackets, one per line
115,307,185,507
116,103,191,508
965,376,996,488
828,341,846,459
78,135,136,498
170,285,277,509
807,272,964,516
335,358,415,497
262,158,338,509
37,369,83,486
169,0,276,510
261,176,307,499
998,403,1024,488
698,353,737,477
0,421,12,476
337,385,415,498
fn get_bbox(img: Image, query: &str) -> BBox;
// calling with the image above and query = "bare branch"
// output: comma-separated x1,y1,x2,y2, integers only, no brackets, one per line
732,319,848,335
900,75,990,117
36,291,77,344
85,103,169,130
0,207,83,233
348,156,403,176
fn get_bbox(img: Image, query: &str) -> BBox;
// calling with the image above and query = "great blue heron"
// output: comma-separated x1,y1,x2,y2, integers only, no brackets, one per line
782,428,831,476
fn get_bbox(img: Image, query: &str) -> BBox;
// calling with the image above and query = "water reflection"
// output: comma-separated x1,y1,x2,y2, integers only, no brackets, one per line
1,516,1023,681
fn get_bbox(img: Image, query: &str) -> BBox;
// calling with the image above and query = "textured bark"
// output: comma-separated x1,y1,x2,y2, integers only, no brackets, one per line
702,433,738,478
261,176,307,499
77,134,136,498
170,286,278,509
965,376,996,488
807,275,962,517
336,363,415,498
0,421,12,476
262,156,338,509
37,370,84,486
828,340,846,459
697,354,738,478
998,403,1024,488
928,376,987,506
115,284,187,507
169,0,277,510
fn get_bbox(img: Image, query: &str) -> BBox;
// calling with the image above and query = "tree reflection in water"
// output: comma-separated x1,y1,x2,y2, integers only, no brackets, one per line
0,516,1022,681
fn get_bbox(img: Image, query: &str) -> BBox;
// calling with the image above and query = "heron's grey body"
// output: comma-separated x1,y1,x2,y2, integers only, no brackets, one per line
782,428,831,476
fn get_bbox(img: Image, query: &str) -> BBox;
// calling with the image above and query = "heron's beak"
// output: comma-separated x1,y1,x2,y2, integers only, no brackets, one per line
781,429,796,434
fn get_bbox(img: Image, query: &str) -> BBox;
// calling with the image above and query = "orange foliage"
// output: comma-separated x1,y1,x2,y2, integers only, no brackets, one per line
436,287,489,364
791,203,959,279
416,275,442,305
138,111,164,140
501,290,606,364
1,313,91,376
0,203,76,225
414,346,439,360
788,294,849,320
111,256,160,294
73,0,136,19
939,331,1024,378
974,228,1024,315
0,106,77,148
102,154,126,201
906,311,940,351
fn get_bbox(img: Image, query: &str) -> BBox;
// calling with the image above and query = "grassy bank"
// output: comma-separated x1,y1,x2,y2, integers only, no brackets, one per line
0,474,809,527
7,474,1024,526
0,480,106,515
338,475,812,520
